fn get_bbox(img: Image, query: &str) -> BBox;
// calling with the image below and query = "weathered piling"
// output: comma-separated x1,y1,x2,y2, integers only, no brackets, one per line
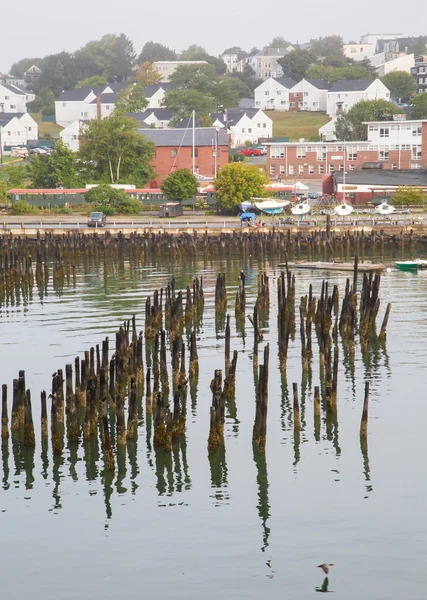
127,376,138,440
1,384,8,440
252,344,270,451
160,330,170,398
235,270,246,315
23,389,35,447
378,302,392,342
215,273,227,312
225,314,231,377
153,396,172,451
257,273,269,309
360,382,369,437
314,385,321,440
146,367,152,414
65,363,73,414
224,350,238,399
116,393,126,448
102,413,115,471
189,331,199,377
51,392,62,456
208,369,225,450
248,302,260,369
11,379,19,432
41,390,48,440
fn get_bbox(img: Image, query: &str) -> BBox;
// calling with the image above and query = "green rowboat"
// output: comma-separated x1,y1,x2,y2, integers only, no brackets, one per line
395,261,419,272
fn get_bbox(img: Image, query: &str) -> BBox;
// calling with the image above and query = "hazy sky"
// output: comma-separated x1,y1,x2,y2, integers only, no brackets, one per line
1,0,426,73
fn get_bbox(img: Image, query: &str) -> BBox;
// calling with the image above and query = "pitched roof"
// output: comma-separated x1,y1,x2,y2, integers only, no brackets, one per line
89,93,117,104
328,79,374,92
0,112,24,127
334,169,427,187
274,77,297,89
129,108,174,121
138,127,228,147
0,83,26,95
306,79,329,90
56,88,99,101
143,83,174,98
239,97,255,109
256,47,292,57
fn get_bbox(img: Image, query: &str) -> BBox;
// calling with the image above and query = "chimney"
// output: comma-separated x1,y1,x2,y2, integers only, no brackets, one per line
96,94,102,120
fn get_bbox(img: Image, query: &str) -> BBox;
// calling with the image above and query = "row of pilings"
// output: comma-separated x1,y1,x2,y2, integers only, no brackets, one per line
2,258,385,481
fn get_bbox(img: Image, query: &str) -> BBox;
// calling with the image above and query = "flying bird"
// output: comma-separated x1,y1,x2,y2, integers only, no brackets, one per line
317,564,335,575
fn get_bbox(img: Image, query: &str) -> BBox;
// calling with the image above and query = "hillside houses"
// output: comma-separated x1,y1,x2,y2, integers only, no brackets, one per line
0,83,35,113
326,79,391,117
55,83,173,127
0,113,38,152
254,77,297,110
289,79,329,112
238,47,294,80
211,109,273,146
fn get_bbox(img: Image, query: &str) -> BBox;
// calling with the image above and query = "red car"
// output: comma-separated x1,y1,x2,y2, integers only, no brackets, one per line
238,148,262,156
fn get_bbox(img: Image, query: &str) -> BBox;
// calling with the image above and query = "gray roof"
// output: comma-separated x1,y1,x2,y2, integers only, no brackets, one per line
306,79,329,90
256,47,292,57
56,87,105,101
274,77,298,89
334,169,427,187
143,83,174,98
174,116,201,128
329,79,374,92
129,108,174,121
239,97,255,109
0,112,24,126
0,83,26,95
138,127,228,147
89,93,117,104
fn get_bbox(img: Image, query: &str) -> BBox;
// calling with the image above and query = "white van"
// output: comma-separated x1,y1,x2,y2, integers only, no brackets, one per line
10,147,29,158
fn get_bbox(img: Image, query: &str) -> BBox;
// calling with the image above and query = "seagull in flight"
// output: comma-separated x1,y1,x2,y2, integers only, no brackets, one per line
317,564,335,575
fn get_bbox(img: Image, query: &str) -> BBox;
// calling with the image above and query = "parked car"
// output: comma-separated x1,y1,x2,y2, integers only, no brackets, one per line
309,192,319,200
237,148,262,157
29,147,47,155
257,145,267,155
87,212,107,228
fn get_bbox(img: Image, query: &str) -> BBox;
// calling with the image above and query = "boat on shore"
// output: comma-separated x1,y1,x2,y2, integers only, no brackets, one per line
277,261,386,272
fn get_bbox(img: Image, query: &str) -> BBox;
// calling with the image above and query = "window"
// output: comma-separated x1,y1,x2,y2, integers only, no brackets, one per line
191,148,198,157
304,92,308,97
270,165,276,175
349,164,355,171
106,105,110,110
309,165,314,174
256,101,261,106
313,102,317,106
28,127,32,131
10,105,16,109
263,123,266,128
412,126,422,136
62,103,66,107
348,151,357,161
391,163,397,170
329,164,335,173
265,91,269,96
248,128,252,133
288,165,294,175
270,145,285,159
299,164,304,174
5,96,9,100
296,147,306,158
241,128,245,133
257,123,260,127
339,164,345,171
280,165,285,174
277,91,281,95
290,102,295,107
379,150,389,161
318,164,324,175
411,145,422,160
379,127,390,138
170,148,178,158
281,101,286,105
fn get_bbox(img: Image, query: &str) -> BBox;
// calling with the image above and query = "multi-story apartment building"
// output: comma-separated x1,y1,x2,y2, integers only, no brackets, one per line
411,55,427,94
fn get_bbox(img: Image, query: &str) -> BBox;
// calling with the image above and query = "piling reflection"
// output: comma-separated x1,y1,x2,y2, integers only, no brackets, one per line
253,445,270,552
208,445,229,506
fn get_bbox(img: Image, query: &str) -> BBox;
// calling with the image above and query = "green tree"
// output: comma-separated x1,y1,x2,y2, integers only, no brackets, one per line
170,63,217,90
27,141,80,188
214,163,268,212
9,58,42,78
161,169,198,202
136,62,162,86
393,186,425,206
137,41,177,64
407,36,427,57
410,93,427,119
78,113,155,185
278,50,318,81
199,114,213,127
179,45,208,60
380,71,416,102
164,89,216,123
76,75,108,88
3,163,27,188
79,34,136,82
85,184,128,206
115,82,148,113
305,64,374,85
310,36,344,58
0,178,7,201
269,37,291,48
334,99,399,141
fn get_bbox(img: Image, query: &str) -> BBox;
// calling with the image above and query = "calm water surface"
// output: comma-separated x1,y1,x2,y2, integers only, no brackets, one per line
1,251,427,599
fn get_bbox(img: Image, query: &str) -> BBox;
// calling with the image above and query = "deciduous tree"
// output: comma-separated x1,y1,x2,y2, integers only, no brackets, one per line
75,75,108,88
410,93,427,119
161,169,198,202
380,71,416,102
334,99,399,141
136,62,162,86
115,82,148,113
27,141,80,188
393,186,425,206
138,42,177,64
278,50,318,82
3,163,27,188
214,163,268,212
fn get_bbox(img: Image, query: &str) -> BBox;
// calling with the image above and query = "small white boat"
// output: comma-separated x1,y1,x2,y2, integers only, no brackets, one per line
334,203,354,216
291,199,311,215
254,198,290,215
376,202,395,215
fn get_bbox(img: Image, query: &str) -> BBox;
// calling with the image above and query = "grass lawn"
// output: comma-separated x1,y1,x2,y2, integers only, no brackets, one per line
30,113,63,139
266,111,329,141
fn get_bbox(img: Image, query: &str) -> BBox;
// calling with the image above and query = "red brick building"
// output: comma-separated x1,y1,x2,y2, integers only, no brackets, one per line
139,127,229,184
266,121,427,180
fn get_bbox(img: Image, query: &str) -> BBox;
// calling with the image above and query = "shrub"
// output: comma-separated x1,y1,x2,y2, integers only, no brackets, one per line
10,200,34,214
116,198,143,214
58,206,73,215
95,204,116,216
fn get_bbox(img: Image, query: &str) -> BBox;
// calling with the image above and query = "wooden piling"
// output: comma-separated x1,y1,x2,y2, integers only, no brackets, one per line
1,384,8,440
360,382,369,437
23,389,35,447
41,390,48,440
293,382,301,432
